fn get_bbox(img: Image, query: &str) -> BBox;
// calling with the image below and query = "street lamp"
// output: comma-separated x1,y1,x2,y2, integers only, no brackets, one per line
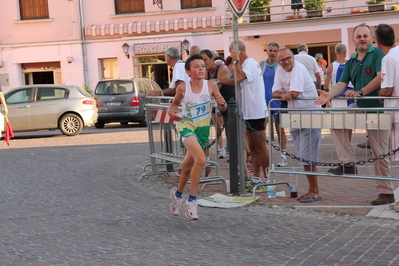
182,39,190,55
122,42,130,59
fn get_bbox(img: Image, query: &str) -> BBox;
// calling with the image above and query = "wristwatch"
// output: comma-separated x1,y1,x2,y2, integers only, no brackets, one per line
358,90,363,96
233,60,240,65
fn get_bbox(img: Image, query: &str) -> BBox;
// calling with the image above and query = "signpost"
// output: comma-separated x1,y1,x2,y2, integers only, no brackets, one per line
225,0,251,195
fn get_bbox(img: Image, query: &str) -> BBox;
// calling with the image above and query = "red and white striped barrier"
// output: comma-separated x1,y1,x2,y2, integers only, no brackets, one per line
153,110,175,124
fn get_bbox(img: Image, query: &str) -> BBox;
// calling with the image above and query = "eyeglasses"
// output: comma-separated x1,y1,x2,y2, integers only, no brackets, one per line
354,35,371,40
278,56,293,64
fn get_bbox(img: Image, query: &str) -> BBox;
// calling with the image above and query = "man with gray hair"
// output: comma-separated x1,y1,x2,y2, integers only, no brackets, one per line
294,44,321,90
147,46,190,96
259,42,288,167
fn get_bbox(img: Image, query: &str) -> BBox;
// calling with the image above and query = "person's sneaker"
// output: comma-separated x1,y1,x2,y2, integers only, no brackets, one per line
357,139,371,149
184,200,199,220
170,188,183,216
371,193,395,205
218,148,226,159
276,158,287,167
327,165,358,175
389,202,399,210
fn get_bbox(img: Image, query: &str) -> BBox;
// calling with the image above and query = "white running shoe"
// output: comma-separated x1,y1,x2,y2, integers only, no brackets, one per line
277,158,287,167
184,200,199,220
170,188,183,216
218,148,226,159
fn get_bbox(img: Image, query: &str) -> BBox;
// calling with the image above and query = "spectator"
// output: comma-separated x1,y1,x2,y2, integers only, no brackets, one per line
375,23,398,209
223,40,269,185
259,42,288,167
147,47,190,96
294,44,322,90
272,48,322,203
315,23,394,205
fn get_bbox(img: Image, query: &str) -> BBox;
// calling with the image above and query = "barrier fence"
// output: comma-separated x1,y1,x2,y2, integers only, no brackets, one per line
141,96,227,192
249,97,399,199
142,95,399,199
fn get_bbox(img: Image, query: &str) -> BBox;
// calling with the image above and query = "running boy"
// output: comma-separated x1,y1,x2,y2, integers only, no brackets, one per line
168,54,227,220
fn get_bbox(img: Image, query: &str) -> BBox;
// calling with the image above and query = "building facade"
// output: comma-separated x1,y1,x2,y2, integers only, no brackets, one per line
0,0,398,92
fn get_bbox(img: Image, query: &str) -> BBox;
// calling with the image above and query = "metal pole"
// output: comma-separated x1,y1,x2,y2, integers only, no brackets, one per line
232,14,246,195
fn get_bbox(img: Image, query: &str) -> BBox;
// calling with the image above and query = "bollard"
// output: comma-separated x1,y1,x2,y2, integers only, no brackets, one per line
228,98,239,195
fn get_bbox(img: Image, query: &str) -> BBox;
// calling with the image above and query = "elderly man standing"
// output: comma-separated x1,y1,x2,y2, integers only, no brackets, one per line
315,23,394,205
272,48,322,203
228,40,269,185
147,46,190,96
295,44,321,90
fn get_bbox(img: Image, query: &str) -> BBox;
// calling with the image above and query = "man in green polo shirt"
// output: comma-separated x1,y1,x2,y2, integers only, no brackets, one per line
315,23,394,205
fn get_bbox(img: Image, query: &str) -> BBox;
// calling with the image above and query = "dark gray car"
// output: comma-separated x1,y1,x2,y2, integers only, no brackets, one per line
94,78,162,128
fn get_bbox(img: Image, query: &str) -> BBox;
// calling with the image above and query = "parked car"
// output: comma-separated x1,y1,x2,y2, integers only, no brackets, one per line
4,85,98,136
94,78,162,128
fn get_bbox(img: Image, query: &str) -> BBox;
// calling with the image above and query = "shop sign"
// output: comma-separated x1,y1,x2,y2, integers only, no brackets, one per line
134,41,182,55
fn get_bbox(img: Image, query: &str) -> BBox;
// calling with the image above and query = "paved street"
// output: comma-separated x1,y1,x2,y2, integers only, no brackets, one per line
1,124,399,265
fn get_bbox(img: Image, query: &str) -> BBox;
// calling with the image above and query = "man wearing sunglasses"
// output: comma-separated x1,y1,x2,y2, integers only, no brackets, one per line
272,48,322,203
315,23,394,206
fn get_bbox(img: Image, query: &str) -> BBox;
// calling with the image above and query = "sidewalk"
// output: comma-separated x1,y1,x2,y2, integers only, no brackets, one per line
164,129,399,219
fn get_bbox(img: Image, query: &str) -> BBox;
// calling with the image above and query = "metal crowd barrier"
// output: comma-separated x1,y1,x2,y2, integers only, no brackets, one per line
248,96,399,199
140,96,227,193
271,97,399,178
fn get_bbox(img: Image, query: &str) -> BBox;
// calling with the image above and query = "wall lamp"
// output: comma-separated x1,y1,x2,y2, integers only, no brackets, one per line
182,39,190,55
66,56,73,63
122,42,130,59
0,61,3,68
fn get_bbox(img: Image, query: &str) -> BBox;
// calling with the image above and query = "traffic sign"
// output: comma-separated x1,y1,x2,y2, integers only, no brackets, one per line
226,0,251,18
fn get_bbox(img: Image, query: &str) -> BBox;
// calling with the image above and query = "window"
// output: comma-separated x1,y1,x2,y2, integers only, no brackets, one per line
36,88,66,101
181,0,212,9
19,0,49,20
6,89,32,104
115,0,144,14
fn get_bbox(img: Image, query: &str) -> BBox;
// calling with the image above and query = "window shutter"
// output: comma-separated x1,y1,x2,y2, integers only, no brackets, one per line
115,0,145,14
19,0,49,20
181,0,212,9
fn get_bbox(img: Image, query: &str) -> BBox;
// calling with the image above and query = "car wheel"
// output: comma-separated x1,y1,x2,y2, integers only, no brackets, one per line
138,111,147,127
95,122,105,128
120,122,129,126
59,113,83,136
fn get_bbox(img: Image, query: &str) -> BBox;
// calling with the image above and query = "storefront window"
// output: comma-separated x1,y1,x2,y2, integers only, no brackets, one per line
133,54,170,89
100,58,119,80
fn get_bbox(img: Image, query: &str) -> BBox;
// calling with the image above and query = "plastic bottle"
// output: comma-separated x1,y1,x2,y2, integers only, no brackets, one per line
267,180,276,198
289,167,298,198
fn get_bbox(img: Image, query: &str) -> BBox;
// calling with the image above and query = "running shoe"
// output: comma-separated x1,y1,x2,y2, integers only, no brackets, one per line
218,148,226,159
170,188,183,216
276,158,287,167
184,200,199,220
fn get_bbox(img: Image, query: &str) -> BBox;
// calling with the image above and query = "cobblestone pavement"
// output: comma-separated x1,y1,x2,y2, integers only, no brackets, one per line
1,125,399,265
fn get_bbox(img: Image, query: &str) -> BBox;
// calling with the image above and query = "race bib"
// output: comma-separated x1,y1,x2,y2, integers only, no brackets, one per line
189,100,211,122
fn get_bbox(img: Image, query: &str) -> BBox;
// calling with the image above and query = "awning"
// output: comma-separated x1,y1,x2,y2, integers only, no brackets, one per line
85,16,227,37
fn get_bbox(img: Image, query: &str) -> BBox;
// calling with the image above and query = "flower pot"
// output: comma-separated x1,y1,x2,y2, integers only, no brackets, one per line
306,10,324,18
368,4,385,12
249,7,271,23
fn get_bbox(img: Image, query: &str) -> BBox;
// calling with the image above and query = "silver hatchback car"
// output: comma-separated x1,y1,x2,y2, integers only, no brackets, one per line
94,78,162,128
4,85,98,136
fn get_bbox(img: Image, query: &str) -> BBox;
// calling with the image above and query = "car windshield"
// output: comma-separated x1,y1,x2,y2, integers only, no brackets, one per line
95,81,134,95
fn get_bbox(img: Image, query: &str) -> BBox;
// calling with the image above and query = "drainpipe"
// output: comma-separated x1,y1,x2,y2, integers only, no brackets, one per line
78,0,89,87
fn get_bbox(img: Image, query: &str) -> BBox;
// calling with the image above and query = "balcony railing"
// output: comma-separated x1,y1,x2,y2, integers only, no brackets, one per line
224,0,399,24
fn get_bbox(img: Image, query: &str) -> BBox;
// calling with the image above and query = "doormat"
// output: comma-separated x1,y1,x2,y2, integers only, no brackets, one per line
197,193,259,208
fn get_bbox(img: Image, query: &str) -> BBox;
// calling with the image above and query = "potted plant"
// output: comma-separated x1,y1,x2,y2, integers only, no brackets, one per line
248,0,271,23
304,0,327,18
366,0,391,12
